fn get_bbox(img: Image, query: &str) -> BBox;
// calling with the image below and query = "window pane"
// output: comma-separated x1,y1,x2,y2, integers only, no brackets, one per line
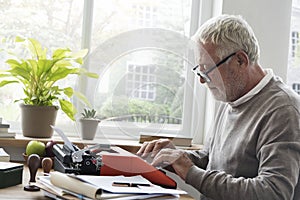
88,0,192,138
0,0,83,131
288,0,300,94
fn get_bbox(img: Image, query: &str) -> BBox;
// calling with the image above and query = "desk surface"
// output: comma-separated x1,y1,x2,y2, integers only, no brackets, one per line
0,164,47,200
0,164,194,200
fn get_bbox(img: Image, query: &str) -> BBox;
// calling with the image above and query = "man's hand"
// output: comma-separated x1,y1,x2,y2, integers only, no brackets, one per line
151,148,194,180
136,138,176,158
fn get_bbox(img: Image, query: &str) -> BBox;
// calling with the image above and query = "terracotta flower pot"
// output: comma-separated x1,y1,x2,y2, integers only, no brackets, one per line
20,104,58,138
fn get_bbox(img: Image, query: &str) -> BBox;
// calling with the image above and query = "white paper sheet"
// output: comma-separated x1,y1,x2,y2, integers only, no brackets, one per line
76,175,187,195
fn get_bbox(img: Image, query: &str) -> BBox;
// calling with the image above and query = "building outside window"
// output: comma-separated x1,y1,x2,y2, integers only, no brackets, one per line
126,63,157,101
291,31,299,58
292,83,300,94
132,4,157,27
288,0,300,93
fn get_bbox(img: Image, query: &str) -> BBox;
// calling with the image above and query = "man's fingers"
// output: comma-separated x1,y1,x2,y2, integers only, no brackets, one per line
136,139,175,159
151,139,168,157
151,149,185,166
150,149,194,180
143,140,157,157
151,153,169,167
136,142,149,156
136,140,158,158
151,149,175,166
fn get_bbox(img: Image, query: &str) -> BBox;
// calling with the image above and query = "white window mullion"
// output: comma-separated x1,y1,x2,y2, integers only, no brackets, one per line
81,0,94,51
76,0,94,111
184,0,216,144
181,0,207,143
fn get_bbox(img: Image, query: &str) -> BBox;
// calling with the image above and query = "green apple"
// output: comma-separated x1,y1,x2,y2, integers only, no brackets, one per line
25,140,46,157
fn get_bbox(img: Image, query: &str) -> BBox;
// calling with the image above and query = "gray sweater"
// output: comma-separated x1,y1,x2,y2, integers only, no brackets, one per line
186,76,300,200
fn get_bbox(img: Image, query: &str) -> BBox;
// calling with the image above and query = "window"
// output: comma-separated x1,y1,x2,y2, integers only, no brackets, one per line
84,0,203,140
292,83,300,94
126,63,157,101
0,0,206,141
291,31,299,58
132,4,157,27
288,0,300,93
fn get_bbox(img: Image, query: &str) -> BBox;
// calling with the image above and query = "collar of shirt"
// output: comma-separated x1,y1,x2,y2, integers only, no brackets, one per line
229,68,275,107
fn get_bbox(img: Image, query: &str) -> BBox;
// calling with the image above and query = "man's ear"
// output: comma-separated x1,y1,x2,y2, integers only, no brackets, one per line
236,51,249,67
238,57,243,65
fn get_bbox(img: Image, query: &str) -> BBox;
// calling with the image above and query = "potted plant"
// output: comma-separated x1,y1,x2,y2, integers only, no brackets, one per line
0,36,98,138
79,108,101,140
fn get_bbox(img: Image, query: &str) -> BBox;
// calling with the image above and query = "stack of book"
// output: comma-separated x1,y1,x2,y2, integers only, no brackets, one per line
0,122,15,138
139,132,193,147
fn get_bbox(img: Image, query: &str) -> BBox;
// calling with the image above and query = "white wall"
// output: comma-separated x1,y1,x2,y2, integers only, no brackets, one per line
219,0,292,81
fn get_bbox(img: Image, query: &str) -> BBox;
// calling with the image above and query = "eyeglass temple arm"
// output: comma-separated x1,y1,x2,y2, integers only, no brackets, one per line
193,52,236,75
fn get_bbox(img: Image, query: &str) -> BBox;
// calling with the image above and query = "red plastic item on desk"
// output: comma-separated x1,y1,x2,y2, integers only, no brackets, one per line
99,146,177,189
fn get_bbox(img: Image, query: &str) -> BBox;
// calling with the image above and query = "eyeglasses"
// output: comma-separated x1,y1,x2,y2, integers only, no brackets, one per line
192,52,237,83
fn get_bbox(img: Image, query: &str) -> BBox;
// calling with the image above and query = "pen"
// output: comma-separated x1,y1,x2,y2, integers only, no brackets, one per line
112,182,151,187
112,182,130,187
131,183,151,187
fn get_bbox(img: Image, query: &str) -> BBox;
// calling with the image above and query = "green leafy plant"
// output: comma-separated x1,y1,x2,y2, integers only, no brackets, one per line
0,36,99,120
81,108,98,119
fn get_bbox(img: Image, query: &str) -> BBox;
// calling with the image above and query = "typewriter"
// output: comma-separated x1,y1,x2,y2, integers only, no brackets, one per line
51,126,177,189
52,143,104,175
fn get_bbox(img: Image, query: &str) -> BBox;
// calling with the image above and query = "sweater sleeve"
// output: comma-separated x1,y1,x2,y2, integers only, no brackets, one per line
186,149,209,169
185,106,300,200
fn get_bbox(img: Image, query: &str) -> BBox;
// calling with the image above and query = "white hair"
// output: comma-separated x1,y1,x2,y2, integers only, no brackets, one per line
193,14,260,63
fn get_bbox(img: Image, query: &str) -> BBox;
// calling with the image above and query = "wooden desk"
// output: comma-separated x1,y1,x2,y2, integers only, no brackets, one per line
0,165,194,200
0,135,202,161
0,164,47,200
